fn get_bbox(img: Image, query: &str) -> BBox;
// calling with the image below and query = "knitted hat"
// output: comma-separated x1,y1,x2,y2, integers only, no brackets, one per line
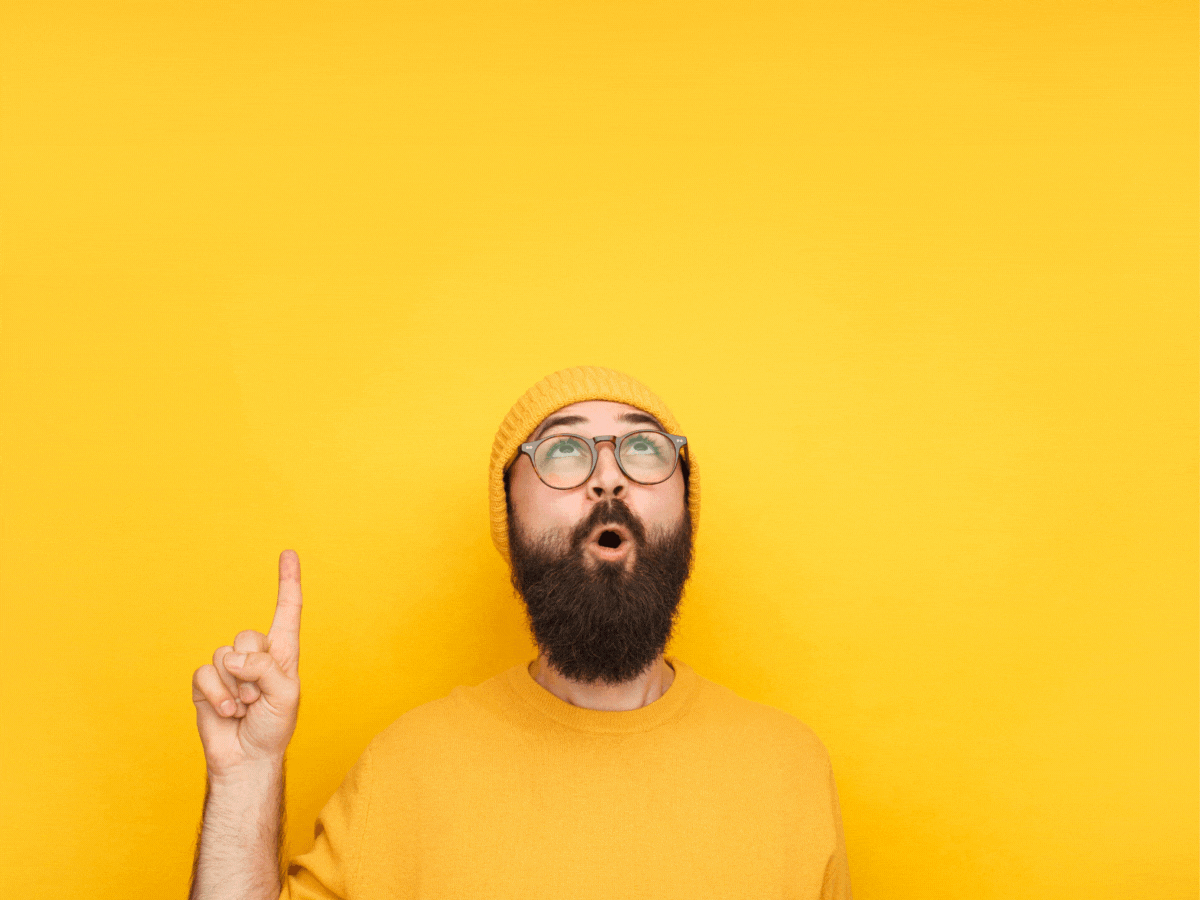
489,366,699,563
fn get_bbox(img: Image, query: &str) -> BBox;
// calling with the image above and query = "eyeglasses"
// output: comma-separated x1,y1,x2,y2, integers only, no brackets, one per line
514,430,688,490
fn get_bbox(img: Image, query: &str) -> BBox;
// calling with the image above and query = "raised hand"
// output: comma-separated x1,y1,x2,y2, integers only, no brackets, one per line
192,550,304,779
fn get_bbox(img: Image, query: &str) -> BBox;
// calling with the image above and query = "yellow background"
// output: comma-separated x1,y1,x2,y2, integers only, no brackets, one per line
1,2,1195,897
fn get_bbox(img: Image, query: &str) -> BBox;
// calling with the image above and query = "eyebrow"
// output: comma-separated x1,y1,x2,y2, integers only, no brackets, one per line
531,411,665,441
531,414,587,440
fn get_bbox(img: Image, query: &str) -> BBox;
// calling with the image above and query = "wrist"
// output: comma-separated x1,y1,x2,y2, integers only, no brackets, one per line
208,757,285,792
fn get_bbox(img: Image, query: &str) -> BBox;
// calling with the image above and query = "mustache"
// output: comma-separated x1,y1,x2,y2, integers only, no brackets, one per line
568,498,647,552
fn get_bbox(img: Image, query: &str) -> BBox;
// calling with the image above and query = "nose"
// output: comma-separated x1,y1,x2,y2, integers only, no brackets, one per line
586,438,628,500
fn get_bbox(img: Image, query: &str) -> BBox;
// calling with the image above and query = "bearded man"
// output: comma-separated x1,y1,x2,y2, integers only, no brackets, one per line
189,366,853,900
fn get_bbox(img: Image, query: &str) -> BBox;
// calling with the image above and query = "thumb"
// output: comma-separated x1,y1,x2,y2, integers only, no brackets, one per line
224,651,299,708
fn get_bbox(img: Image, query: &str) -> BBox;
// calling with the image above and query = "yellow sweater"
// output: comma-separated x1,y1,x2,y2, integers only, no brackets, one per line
282,657,852,899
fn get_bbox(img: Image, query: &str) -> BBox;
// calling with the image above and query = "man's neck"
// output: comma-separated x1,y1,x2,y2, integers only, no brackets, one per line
529,653,675,711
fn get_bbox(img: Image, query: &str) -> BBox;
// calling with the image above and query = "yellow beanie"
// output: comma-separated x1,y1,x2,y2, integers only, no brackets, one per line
489,366,699,563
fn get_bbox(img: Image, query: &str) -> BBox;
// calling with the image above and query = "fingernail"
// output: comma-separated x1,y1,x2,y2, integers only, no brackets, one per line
226,653,245,669
220,700,236,715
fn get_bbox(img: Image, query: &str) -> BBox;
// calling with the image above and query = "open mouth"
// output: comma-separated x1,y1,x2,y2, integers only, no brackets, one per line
586,523,634,561
598,529,623,549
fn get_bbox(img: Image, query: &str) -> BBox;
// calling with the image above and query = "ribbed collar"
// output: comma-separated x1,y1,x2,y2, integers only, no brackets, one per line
503,656,700,734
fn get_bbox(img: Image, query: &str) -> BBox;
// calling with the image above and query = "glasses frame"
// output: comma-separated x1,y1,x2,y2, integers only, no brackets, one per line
514,430,688,490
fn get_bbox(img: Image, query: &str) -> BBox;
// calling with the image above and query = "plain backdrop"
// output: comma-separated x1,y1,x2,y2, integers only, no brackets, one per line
1,2,1196,898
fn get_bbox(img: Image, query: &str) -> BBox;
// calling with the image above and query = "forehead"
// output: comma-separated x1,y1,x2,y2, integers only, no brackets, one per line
529,400,663,440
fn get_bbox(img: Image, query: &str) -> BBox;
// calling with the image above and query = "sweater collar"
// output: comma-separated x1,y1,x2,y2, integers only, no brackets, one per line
503,655,700,734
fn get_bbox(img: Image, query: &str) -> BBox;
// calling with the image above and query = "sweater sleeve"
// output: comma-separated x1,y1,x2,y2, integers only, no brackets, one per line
279,742,375,900
820,759,853,900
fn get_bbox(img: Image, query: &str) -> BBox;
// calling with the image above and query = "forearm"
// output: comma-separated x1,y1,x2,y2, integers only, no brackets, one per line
189,760,287,900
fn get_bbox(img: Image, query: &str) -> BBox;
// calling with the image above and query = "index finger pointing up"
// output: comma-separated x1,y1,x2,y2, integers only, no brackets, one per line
268,549,303,659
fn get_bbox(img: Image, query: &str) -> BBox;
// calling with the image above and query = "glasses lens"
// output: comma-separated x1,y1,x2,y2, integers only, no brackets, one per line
619,431,678,484
533,435,594,488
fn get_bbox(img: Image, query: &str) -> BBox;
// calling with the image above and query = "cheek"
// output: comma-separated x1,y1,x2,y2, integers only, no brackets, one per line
635,475,687,530
509,463,580,542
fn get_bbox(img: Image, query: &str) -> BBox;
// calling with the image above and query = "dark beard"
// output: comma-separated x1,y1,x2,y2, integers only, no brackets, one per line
507,497,694,686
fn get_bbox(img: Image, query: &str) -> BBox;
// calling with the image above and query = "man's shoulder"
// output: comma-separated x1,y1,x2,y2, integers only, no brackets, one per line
689,666,833,766
367,665,518,756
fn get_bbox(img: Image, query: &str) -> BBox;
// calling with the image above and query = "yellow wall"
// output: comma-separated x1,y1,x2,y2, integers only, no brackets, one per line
1,3,1195,897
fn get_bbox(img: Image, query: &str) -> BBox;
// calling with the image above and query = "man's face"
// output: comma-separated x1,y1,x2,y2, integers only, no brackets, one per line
506,400,694,685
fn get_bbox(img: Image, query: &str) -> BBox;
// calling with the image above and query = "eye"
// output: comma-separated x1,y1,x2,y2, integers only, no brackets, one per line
624,437,662,456
544,437,586,458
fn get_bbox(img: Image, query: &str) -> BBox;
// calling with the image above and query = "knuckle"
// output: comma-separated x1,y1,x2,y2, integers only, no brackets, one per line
192,664,211,687
212,646,233,667
234,629,265,649
193,667,228,704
